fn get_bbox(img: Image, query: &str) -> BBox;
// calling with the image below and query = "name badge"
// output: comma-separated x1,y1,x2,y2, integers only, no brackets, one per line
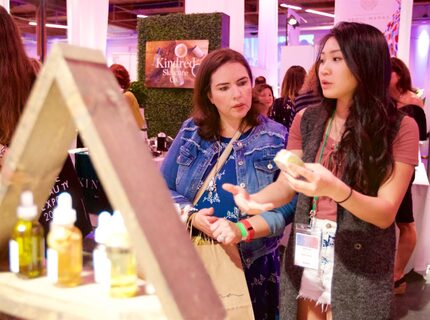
294,223,321,270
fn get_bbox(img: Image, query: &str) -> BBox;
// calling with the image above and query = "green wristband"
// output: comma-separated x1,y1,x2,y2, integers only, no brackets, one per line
236,222,248,241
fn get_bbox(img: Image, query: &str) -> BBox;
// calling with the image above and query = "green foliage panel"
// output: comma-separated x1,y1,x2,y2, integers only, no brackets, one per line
135,12,228,137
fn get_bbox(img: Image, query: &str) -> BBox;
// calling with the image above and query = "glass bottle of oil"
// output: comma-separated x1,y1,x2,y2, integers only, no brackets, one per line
93,211,111,285
9,190,44,278
47,192,82,287
106,211,137,298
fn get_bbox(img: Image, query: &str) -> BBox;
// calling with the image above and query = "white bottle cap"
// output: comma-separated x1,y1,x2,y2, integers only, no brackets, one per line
94,211,112,244
17,190,38,220
52,192,76,225
111,211,127,234
107,211,130,248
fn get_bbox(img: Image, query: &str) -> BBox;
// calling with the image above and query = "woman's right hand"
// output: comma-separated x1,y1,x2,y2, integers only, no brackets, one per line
191,207,217,236
222,183,274,215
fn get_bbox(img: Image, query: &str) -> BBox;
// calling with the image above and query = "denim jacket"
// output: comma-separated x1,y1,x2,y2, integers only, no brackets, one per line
161,116,296,266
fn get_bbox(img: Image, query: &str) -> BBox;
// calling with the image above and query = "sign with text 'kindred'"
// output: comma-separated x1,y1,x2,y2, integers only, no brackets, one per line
145,40,209,89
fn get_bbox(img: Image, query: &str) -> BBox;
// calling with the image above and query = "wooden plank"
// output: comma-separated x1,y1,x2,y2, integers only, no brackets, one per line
0,272,165,320
0,51,77,262
0,44,225,320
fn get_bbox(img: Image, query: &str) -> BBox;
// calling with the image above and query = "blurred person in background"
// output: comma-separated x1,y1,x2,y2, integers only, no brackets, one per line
253,83,274,117
389,56,427,295
271,65,306,130
254,75,266,86
0,5,37,167
294,63,322,114
390,57,424,109
109,64,147,134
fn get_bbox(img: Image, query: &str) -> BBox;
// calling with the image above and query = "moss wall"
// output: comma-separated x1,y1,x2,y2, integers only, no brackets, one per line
134,13,229,137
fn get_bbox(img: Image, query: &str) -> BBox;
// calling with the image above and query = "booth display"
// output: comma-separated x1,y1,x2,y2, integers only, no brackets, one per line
145,39,208,88
136,12,230,137
0,44,225,319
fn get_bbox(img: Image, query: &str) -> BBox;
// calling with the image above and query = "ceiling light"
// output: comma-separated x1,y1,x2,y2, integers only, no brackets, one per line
29,21,68,29
137,14,148,18
280,3,302,10
304,9,335,18
287,15,299,28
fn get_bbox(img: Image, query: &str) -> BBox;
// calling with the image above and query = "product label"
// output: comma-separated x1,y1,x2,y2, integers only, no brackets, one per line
47,249,58,283
9,240,19,273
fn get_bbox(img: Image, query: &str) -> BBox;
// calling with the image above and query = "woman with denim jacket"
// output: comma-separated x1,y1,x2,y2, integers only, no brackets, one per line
161,48,295,319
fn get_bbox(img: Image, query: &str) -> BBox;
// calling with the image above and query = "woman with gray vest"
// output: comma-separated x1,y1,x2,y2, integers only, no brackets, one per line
224,22,419,319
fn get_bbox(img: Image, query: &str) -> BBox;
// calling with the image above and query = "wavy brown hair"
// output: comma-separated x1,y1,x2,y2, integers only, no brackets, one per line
316,22,400,195
390,57,414,94
192,48,260,140
0,6,36,145
280,65,306,101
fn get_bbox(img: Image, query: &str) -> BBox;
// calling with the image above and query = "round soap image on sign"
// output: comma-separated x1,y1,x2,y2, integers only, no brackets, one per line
174,43,188,58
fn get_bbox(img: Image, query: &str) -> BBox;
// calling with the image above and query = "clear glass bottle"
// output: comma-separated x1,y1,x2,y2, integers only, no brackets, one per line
47,192,82,287
9,190,44,278
106,211,138,298
93,211,111,285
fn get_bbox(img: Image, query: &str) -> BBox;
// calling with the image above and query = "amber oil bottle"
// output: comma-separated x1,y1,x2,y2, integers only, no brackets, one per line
9,190,44,278
47,192,82,287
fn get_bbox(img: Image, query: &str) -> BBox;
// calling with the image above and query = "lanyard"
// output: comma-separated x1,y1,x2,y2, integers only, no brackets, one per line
309,110,335,227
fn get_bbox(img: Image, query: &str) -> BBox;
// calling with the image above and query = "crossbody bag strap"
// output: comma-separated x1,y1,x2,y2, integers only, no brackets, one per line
192,130,241,206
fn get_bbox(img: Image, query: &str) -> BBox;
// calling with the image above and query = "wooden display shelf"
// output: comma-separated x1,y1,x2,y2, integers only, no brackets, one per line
0,271,165,320
0,43,225,319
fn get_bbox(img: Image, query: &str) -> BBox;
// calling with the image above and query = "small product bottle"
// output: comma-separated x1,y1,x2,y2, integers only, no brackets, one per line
152,47,161,67
9,190,44,278
93,211,112,285
106,211,138,298
47,192,82,287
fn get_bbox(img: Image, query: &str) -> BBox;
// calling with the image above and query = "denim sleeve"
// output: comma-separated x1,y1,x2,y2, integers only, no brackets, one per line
259,193,297,237
160,128,193,208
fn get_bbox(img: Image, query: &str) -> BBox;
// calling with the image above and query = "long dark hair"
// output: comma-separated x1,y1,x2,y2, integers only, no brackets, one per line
192,48,260,140
0,6,36,145
316,22,399,195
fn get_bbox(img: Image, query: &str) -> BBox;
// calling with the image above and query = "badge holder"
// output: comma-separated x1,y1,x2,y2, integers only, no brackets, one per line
293,111,335,270
294,212,322,270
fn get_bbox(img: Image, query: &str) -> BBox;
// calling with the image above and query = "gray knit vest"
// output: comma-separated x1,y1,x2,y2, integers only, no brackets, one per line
280,105,396,320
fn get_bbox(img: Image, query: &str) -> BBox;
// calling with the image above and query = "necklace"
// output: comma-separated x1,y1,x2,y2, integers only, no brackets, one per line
207,139,223,200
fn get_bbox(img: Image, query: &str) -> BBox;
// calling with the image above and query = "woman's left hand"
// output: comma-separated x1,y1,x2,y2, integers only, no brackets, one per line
282,162,341,198
210,218,242,245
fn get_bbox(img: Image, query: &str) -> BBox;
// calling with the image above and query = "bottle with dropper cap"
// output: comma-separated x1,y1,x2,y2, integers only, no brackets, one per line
47,192,82,287
9,190,44,278
106,211,138,298
93,211,112,285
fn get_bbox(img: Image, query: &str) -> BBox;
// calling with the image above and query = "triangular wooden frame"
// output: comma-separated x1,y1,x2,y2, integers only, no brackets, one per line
0,44,225,320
